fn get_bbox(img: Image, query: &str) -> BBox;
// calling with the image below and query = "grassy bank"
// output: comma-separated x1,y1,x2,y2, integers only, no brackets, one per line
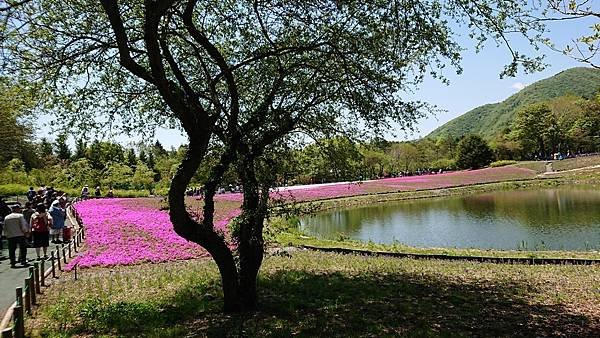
28,251,599,337
552,155,600,172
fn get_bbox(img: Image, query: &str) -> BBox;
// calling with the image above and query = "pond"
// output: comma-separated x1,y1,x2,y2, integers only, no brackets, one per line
299,187,600,251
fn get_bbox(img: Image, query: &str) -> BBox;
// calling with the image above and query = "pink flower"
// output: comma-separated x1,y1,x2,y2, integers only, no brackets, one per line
65,198,239,270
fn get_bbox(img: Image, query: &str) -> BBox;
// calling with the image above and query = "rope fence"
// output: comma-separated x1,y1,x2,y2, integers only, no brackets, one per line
0,205,86,338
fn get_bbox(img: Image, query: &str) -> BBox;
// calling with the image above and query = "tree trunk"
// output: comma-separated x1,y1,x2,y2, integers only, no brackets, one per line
168,139,243,313
236,156,266,310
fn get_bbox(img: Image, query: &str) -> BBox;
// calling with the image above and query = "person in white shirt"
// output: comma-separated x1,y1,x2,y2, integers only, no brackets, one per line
3,205,30,268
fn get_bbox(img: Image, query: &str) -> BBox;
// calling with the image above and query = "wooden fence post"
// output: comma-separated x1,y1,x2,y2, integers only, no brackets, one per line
40,260,45,287
13,305,24,338
15,287,22,307
50,252,56,278
27,268,36,305
23,279,30,314
55,247,62,271
1,327,13,338
33,263,40,294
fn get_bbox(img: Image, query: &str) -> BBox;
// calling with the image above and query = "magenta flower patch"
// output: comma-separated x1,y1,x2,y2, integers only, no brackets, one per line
65,199,239,270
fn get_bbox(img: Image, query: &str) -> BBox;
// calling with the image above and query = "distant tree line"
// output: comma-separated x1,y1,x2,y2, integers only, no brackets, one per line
0,136,181,193
493,94,600,160
3,82,599,190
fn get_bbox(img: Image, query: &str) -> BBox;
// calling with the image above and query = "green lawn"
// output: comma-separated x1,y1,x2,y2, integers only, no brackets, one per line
29,251,599,337
552,155,600,172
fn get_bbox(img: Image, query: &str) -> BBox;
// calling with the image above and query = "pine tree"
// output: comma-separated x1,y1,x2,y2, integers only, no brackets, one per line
72,139,87,160
54,134,71,160
138,149,147,164
126,148,137,169
38,138,53,158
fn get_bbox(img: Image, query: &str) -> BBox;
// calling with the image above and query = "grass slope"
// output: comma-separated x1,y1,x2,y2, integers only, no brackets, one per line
428,67,600,139
29,251,600,337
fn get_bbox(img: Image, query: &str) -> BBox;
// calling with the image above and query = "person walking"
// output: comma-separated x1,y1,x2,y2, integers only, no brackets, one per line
94,186,101,197
49,200,66,244
26,187,36,202
22,202,35,246
30,203,52,260
81,185,90,200
22,202,35,226
3,205,30,268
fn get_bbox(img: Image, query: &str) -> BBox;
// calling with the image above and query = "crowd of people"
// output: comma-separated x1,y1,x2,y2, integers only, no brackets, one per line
0,186,72,269
185,184,242,197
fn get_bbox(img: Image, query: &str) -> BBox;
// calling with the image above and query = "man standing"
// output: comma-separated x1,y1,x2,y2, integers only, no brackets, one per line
3,205,30,268
22,202,35,246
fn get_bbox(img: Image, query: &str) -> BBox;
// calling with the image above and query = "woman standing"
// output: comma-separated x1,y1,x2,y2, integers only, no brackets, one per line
30,203,52,260
49,200,66,244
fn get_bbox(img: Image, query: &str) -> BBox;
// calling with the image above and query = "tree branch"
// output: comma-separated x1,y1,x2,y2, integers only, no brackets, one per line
99,0,155,83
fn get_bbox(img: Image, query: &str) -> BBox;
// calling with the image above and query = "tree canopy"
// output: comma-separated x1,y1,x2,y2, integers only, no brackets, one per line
455,134,494,169
1,0,547,312
0,78,39,167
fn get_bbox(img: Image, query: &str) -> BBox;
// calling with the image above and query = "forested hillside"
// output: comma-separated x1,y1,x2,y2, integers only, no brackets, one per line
428,67,600,139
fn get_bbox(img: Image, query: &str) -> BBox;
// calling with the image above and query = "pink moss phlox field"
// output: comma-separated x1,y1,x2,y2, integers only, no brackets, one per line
211,166,535,201
65,199,239,270
211,183,366,203
69,166,535,269
363,167,535,193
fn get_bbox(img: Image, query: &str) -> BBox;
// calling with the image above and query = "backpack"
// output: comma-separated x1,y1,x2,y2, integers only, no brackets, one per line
32,215,48,232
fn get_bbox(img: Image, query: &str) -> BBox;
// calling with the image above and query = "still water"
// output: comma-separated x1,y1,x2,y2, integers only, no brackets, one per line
300,188,600,250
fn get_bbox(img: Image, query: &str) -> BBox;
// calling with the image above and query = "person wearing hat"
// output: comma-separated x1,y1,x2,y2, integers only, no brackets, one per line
3,204,30,268
49,199,66,244
81,185,89,200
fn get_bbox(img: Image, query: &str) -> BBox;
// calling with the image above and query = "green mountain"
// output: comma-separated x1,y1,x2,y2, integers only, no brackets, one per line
427,67,600,139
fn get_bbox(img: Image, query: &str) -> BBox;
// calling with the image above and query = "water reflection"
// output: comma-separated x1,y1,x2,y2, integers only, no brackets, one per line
300,188,600,250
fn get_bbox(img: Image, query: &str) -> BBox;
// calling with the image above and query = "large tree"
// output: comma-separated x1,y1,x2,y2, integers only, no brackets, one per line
2,0,545,312
455,134,494,169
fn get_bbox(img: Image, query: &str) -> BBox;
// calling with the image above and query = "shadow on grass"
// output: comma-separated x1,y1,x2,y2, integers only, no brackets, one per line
51,268,598,337
190,270,598,337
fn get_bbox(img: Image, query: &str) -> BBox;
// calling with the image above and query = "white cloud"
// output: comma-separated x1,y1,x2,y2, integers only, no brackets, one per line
511,82,527,91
